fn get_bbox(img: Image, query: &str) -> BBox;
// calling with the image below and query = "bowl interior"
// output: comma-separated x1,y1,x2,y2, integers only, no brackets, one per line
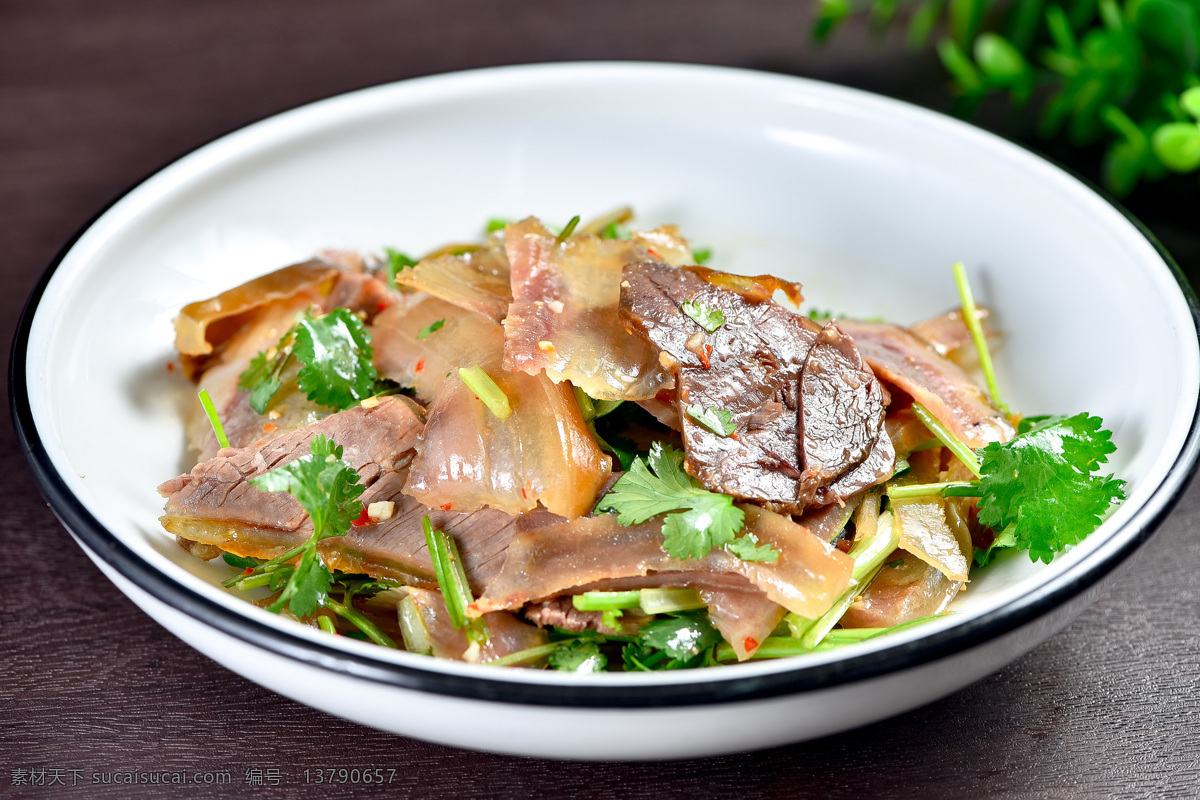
22,63,1200,688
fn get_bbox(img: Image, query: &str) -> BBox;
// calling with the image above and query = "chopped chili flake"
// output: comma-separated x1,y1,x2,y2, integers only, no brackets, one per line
440,503,452,511
243,566,254,575
377,301,390,312
521,486,528,499
743,637,759,652
350,507,372,527
166,362,175,372
697,348,711,370
262,423,277,433
415,358,425,373
647,246,662,260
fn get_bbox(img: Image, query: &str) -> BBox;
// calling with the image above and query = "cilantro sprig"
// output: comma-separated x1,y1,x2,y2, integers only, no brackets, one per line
223,434,366,619
890,408,1126,565
594,442,779,563
976,414,1126,564
622,611,721,670
238,307,377,414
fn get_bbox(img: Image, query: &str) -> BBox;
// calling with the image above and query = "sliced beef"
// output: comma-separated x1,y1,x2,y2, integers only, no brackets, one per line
798,322,888,504
618,262,892,512
165,469,518,592
475,504,853,622
160,397,422,531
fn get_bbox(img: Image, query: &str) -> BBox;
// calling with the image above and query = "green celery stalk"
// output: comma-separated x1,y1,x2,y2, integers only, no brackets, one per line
953,262,1008,413
572,591,641,612
458,366,512,420
483,642,561,668
397,593,432,655
799,511,901,649
911,402,982,477
637,588,706,614
198,389,230,449
887,481,981,499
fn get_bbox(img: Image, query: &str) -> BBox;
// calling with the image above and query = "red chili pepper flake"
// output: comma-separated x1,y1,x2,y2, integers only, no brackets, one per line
415,358,425,373
440,503,452,511
729,432,739,441
521,486,528,499
166,361,175,372
836,538,852,553
262,423,277,433
467,603,480,614
376,301,390,312
743,637,759,652
350,507,372,527
647,246,662,260
698,348,711,370
243,566,254,575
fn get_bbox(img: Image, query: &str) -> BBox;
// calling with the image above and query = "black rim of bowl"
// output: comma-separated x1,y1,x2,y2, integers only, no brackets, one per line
10,66,1200,709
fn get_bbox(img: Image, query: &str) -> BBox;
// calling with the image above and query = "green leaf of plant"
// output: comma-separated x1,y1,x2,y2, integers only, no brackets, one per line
975,414,1125,564
594,442,747,561
975,33,1027,79
680,299,725,332
1152,121,1200,171
293,308,378,410
685,404,736,437
548,639,608,672
726,533,781,562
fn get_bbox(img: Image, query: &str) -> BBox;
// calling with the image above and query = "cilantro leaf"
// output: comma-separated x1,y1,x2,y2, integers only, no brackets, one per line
726,532,780,563
485,218,510,233
692,247,712,265
680,299,725,333
416,318,445,340
975,414,1125,564
384,247,417,283
622,611,721,670
548,638,607,672
238,334,297,414
594,442,749,561
293,308,378,410
247,434,365,618
686,404,735,437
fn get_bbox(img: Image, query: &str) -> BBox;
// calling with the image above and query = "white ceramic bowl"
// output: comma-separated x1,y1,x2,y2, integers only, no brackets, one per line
12,62,1200,760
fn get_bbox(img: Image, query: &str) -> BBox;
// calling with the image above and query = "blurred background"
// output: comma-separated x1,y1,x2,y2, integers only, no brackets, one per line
3,2,1198,798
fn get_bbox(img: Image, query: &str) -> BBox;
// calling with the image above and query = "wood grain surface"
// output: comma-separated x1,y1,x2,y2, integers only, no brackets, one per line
3,2,1198,797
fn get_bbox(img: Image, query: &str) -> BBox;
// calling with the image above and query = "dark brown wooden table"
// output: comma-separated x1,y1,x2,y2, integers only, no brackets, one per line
4,2,1198,797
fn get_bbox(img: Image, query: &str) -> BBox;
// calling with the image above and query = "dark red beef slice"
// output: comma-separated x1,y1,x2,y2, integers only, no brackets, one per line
798,321,890,500
618,261,891,511
619,261,819,510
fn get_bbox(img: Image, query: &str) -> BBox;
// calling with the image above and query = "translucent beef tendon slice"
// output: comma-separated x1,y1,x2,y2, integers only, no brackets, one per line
618,261,893,513
393,234,513,323
501,217,693,401
370,293,611,519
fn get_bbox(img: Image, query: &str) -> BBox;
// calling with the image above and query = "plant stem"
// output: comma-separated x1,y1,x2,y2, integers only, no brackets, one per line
887,481,981,499
198,389,230,449
326,598,396,648
483,642,561,668
911,402,982,478
572,591,641,612
953,262,1008,413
